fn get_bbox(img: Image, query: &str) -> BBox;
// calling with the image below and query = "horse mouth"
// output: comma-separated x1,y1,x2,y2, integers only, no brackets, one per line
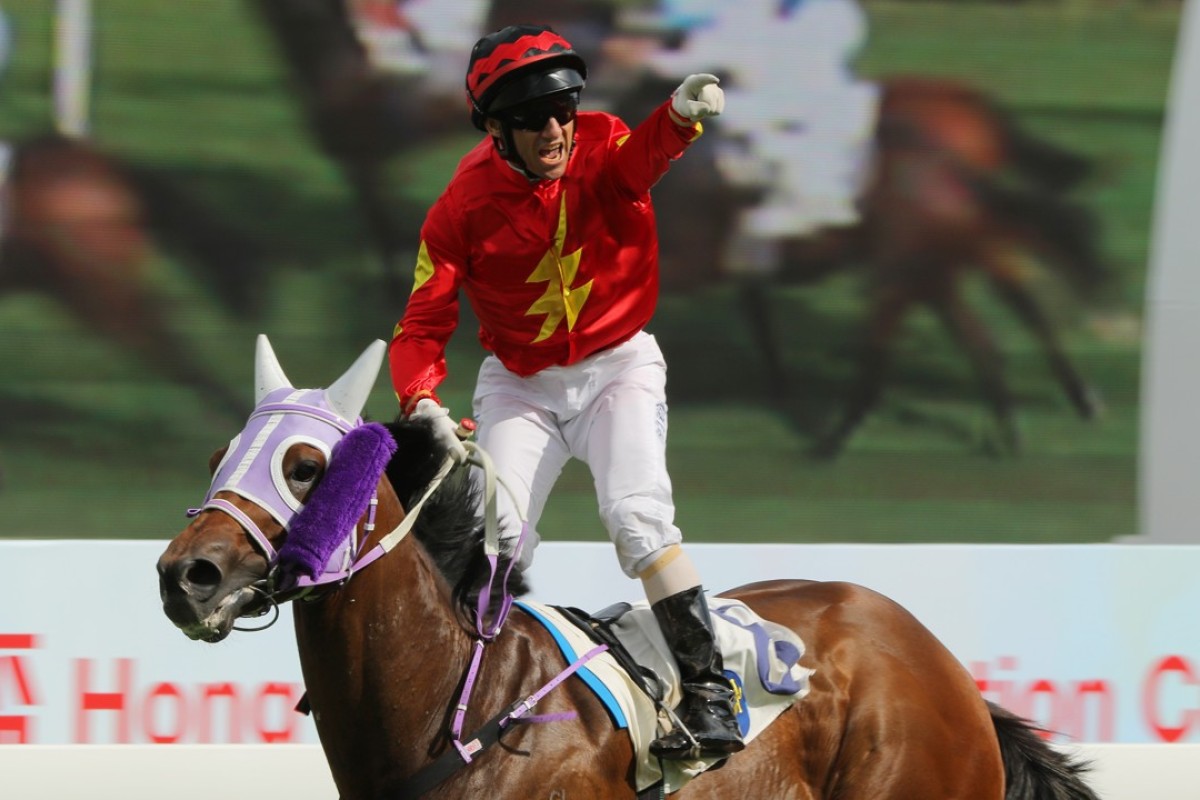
167,585,262,643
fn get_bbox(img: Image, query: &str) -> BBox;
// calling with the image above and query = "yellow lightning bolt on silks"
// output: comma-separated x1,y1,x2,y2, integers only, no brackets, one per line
412,241,435,293
526,194,591,343
393,241,437,339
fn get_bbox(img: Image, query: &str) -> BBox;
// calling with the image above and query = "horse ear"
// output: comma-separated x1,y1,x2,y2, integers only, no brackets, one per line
208,446,228,476
255,334,293,404
325,339,387,423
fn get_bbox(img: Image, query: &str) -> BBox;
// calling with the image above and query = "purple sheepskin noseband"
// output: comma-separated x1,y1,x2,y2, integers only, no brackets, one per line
277,421,396,583
192,335,393,589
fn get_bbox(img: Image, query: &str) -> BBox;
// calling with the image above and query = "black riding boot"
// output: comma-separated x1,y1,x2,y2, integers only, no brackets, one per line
649,586,746,760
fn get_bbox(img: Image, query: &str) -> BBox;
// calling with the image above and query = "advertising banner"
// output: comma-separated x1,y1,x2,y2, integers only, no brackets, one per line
3,540,1198,747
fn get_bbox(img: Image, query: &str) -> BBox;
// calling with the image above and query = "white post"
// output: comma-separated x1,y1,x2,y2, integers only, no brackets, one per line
54,0,93,137
1140,0,1200,541
0,7,13,80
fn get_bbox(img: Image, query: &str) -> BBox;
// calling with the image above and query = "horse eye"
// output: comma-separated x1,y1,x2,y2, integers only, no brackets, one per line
290,460,321,485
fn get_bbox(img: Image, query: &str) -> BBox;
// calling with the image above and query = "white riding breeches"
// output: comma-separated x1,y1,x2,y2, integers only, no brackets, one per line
472,331,683,577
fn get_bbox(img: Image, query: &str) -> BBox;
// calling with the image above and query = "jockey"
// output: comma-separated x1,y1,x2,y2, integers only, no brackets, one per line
388,23,744,760
641,0,878,274
350,0,489,92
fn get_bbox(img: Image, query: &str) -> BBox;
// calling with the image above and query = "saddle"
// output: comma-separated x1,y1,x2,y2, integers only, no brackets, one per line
517,597,812,794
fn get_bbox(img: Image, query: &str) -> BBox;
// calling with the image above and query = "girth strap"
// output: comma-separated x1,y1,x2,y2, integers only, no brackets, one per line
385,642,609,799
383,700,518,800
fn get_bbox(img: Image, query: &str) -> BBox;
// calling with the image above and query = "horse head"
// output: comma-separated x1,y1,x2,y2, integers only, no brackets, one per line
157,334,389,642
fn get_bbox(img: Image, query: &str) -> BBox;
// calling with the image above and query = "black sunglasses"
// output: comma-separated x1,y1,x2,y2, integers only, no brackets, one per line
504,95,579,131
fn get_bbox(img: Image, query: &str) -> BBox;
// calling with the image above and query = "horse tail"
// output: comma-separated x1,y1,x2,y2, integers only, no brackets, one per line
973,174,1108,298
989,702,1101,800
994,108,1095,194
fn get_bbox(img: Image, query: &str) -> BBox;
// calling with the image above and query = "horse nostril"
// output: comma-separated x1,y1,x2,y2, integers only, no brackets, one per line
183,558,222,589
161,557,223,600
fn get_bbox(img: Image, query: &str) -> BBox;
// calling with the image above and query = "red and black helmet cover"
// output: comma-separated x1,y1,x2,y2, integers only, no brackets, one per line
465,24,588,131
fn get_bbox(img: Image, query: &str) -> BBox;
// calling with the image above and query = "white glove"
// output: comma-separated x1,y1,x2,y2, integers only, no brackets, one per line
412,398,468,465
671,73,724,123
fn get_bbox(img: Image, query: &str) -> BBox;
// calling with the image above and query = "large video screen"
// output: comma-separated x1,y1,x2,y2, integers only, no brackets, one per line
0,0,1180,544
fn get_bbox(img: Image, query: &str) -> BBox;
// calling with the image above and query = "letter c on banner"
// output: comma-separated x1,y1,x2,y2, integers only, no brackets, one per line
1142,654,1200,742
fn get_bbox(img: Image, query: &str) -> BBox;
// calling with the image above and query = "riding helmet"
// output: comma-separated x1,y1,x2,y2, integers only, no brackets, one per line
464,24,587,131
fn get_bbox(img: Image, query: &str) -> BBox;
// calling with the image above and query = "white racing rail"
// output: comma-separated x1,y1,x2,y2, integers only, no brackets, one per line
0,743,1193,799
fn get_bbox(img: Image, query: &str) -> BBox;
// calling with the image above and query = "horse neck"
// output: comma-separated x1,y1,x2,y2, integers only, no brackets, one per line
289,486,475,783
294,483,466,664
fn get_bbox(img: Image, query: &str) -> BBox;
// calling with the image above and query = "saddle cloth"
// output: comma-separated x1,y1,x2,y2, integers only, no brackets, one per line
516,596,814,793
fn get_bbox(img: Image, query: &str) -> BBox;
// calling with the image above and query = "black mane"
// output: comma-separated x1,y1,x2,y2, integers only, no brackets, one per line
381,418,531,606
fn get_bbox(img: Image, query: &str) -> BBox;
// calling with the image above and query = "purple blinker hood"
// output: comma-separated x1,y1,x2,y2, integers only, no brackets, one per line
195,335,394,587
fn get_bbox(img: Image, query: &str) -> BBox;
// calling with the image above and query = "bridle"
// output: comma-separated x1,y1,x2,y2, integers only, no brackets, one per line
186,389,517,634
186,391,364,626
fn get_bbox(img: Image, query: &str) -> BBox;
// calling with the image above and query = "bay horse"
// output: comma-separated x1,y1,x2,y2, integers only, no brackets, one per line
621,73,1107,457
1,132,266,421
157,336,1099,799
810,77,1106,457
246,0,464,294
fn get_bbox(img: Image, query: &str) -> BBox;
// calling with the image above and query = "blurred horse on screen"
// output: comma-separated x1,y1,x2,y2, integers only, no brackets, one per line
1,133,264,419
628,74,1107,457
